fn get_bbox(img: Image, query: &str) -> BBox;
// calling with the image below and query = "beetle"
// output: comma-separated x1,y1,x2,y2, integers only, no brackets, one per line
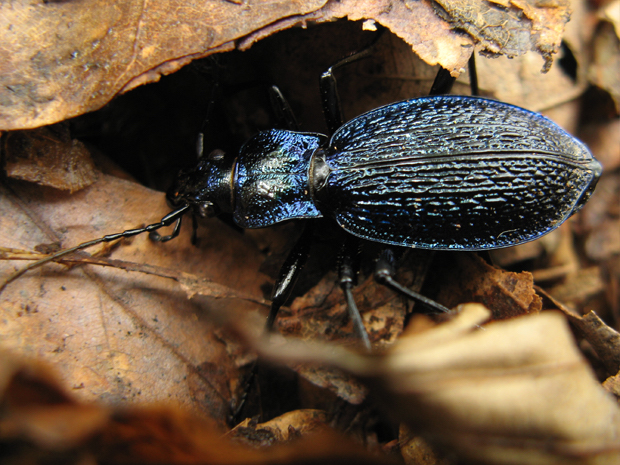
2,51,602,352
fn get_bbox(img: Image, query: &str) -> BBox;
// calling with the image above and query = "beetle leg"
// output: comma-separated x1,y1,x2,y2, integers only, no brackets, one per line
468,53,479,96
429,67,456,95
190,214,199,246
374,249,451,315
149,215,183,243
265,222,315,331
230,223,314,424
338,237,371,350
320,46,374,135
268,85,300,131
429,53,478,96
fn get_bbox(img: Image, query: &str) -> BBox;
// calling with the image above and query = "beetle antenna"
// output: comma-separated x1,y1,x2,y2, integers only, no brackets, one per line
0,204,191,292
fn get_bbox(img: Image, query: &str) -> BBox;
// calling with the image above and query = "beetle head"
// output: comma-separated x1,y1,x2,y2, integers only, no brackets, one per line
166,149,234,218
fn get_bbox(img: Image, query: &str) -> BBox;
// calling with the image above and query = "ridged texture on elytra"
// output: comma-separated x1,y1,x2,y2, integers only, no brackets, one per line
319,96,601,250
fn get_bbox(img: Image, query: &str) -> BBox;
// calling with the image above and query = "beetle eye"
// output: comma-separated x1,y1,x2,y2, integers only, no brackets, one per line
207,149,226,162
196,201,216,218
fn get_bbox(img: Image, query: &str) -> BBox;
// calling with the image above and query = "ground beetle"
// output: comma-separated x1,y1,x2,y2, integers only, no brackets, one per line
4,48,602,352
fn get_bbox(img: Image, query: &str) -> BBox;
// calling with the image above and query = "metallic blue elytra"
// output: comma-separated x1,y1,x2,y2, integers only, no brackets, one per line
169,95,602,251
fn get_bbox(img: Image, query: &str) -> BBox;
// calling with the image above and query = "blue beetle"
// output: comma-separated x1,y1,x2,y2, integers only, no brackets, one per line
169,95,600,251
5,59,602,350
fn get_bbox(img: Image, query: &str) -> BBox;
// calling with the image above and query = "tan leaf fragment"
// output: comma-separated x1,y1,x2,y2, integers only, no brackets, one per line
590,7,620,112
0,0,326,130
433,0,570,72
3,123,97,193
0,351,395,464
1,0,571,131
230,409,330,446
435,253,542,319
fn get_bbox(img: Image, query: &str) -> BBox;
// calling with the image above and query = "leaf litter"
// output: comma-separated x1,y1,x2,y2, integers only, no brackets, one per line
1,0,619,463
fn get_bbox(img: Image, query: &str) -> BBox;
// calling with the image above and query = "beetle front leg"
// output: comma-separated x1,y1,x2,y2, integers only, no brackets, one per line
374,249,451,315
265,222,315,331
268,85,300,131
231,223,314,424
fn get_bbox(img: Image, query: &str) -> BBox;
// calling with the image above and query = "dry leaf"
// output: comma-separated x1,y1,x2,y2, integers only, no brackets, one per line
434,253,542,319
590,1,620,111
0,0,572,130
230,409,330,446
0,0,326,130
0,350,395,464
0,173,267,426
432,0,570,72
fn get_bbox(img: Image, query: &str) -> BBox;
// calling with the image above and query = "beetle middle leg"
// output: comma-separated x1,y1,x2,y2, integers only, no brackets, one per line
338,236,371,349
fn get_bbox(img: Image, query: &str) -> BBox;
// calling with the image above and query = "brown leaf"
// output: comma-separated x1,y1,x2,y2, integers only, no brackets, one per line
400,425,450,465
1,0,573,131
434,253,542,319
590,2,620,112
0,0,326,130
230,409,330,446
0,351,396,464
0,351,109,449
0,173,267,426
432,0,570,72
552,303,620,378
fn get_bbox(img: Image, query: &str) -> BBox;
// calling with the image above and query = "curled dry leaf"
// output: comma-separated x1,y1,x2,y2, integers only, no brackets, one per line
542,288,620,379
0,350,109,450
229,409,330,447
248,305,620,464
0,0,571,130
590,1,620,112
432,0,570,72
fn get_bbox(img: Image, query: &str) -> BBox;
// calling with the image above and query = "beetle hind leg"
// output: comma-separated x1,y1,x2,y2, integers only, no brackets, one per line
374,249,451,315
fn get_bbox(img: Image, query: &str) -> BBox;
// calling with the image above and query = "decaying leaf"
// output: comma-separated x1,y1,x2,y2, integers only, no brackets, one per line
432,0,570,72
230,409,330,446
249,304,620,464
547,294,620,379
434,253,542,319
590,1,620,111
